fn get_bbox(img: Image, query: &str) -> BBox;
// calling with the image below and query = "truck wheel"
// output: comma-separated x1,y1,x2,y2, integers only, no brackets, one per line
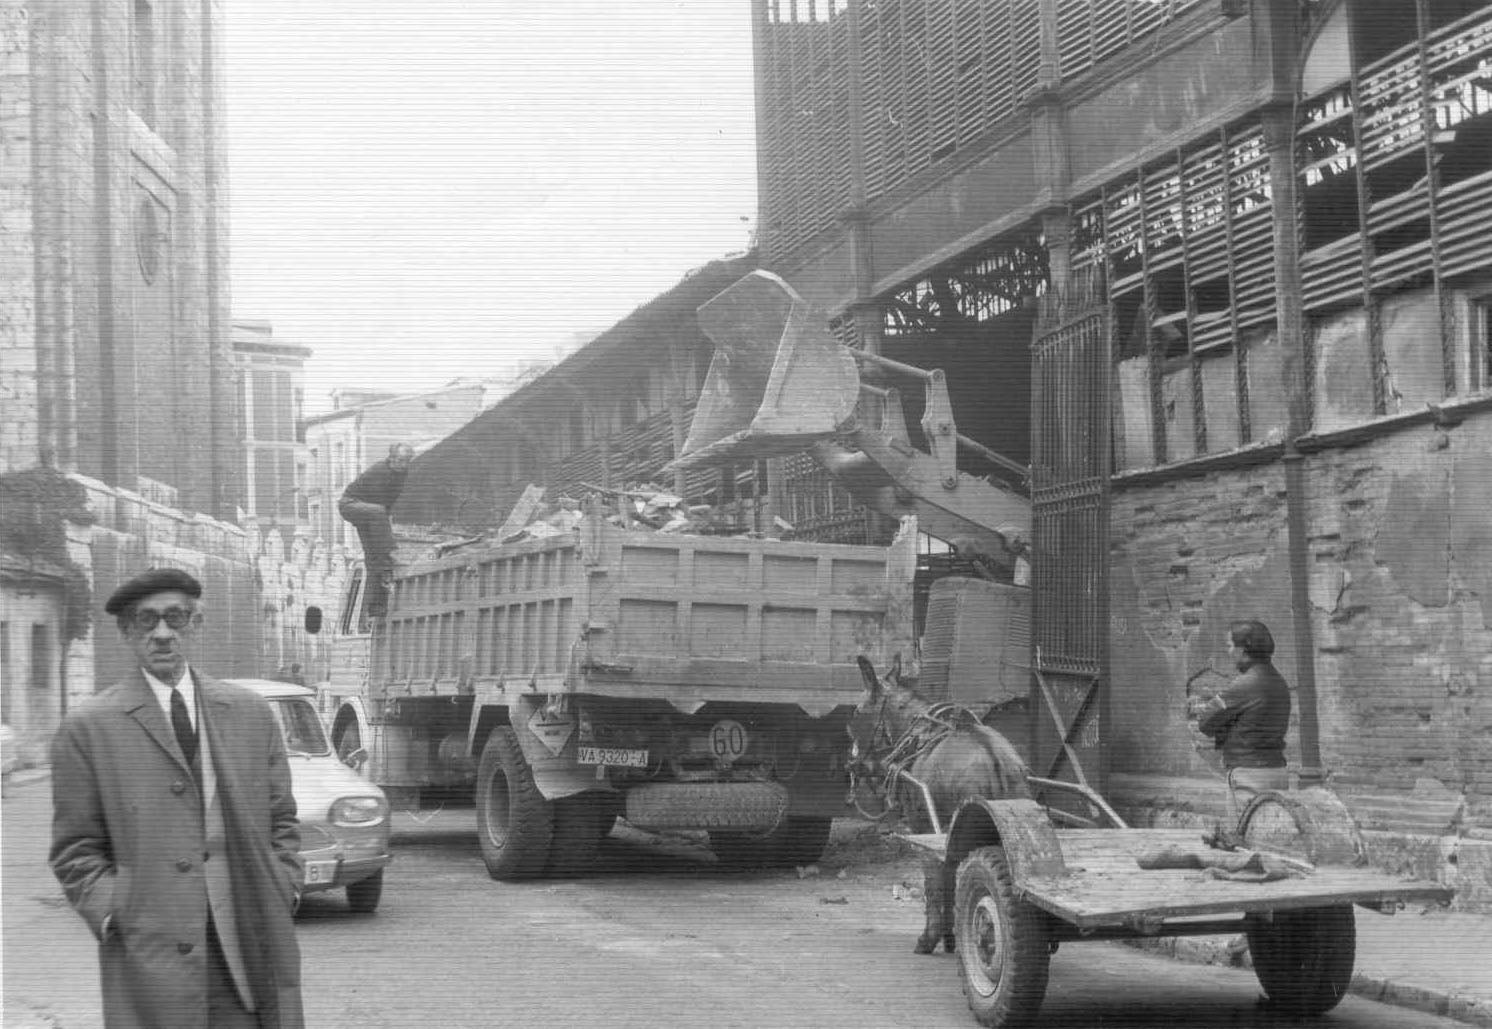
954,846,1050,1029
475,727,552,881
345,870,383,914
1245,905,1355,1016
546,794,606,876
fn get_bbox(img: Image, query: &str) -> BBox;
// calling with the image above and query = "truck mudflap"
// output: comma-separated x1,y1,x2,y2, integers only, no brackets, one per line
504,696,615,802
530,762,613,802
624,782,790,833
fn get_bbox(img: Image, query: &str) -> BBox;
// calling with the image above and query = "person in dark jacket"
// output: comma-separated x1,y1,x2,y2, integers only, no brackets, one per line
50,568,303,1028
1187,618,1292,820
338,442,414,616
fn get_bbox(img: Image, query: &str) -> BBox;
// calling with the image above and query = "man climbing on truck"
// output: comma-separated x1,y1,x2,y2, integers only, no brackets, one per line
338,442,414,616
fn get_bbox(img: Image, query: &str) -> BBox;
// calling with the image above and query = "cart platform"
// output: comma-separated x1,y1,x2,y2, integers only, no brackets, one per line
1021,828,1449,929
904,825,1450,930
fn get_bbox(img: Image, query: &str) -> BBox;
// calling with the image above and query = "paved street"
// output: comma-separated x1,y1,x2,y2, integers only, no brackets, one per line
3,781,1472,1029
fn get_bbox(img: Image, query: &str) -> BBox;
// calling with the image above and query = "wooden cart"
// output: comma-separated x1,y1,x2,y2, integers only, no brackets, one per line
900,783,1453,1028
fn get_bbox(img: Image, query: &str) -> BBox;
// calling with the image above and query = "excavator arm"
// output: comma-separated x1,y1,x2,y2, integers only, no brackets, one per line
668,270,1030,575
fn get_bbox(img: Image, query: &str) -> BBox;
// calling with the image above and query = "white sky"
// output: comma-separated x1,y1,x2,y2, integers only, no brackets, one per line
225,1,759,415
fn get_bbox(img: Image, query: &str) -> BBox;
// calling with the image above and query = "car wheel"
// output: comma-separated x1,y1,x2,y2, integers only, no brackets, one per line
475,727,552,881
345,869,383,914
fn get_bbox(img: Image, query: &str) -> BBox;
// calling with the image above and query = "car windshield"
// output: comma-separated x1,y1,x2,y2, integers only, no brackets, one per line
271,697,331,756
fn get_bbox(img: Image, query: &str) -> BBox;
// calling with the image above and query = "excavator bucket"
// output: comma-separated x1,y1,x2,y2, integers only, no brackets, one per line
671,271,861,471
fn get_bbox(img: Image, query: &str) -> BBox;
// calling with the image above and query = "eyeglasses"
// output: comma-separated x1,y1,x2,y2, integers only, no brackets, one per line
126,607,194,633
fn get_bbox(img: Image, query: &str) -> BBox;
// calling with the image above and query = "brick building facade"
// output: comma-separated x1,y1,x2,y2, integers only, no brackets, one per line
746,0,1492,899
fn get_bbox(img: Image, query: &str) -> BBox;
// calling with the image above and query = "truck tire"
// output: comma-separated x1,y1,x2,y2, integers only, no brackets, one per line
953,846,1051,1029
475,727,552,881
345,869,383,914
711,816,833,870
546,793,606,876
1245,905,1355,1016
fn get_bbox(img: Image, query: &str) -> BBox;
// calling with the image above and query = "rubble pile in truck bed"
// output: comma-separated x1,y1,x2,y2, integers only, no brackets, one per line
495,483,789,543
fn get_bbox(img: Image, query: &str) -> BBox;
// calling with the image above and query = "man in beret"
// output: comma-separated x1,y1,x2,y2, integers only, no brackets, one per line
49,568,304,1028
338,441,414,617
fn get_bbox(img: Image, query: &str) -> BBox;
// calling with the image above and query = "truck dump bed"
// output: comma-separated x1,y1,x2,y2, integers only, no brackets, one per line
373,516,916,713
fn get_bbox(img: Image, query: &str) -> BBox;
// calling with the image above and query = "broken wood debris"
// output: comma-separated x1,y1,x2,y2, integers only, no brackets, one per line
489,482,794,542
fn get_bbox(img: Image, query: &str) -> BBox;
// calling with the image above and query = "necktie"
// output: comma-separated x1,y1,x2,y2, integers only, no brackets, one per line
170,687,197,765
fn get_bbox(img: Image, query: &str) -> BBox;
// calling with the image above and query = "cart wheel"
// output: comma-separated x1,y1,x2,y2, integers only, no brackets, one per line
953,846,1051,1029
1245,905,1356,1015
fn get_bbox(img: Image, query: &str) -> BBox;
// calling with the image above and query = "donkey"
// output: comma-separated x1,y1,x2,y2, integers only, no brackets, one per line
850,654,1031,955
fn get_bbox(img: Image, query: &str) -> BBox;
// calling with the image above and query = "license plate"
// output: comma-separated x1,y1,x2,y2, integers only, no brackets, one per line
303,859,338,885
577,746,648,768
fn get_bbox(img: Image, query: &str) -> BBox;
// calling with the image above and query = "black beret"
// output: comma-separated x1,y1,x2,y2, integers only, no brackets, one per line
105,568,203,615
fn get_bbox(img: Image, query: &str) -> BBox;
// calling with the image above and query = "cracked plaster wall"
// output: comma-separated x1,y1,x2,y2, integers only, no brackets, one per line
1110,464,1293,777
1309,420,1492,810
1108,415,1492,820
1313,289,1465,432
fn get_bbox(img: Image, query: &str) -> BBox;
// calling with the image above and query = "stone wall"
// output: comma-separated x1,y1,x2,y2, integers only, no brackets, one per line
71,475,350,706
2,0,240,515
0,2,36,469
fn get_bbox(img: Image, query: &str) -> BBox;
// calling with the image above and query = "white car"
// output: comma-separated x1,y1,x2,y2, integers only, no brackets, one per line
227,680,392,913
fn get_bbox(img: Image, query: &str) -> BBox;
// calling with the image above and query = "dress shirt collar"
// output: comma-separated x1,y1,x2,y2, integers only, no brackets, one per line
142,665,197,731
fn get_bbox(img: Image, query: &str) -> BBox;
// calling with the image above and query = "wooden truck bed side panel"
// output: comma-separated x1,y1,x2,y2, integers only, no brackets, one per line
589,532,912,673
370,521,916,701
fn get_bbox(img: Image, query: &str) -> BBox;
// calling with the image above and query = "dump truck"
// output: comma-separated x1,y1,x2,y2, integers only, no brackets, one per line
316,508,918,880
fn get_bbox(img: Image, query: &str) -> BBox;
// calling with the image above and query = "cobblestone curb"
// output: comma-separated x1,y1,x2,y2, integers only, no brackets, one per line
1127,935,1492,1027
1349,974,1492,1028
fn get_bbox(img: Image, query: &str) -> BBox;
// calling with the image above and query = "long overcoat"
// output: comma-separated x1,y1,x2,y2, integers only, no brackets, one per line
50,672,304,1028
